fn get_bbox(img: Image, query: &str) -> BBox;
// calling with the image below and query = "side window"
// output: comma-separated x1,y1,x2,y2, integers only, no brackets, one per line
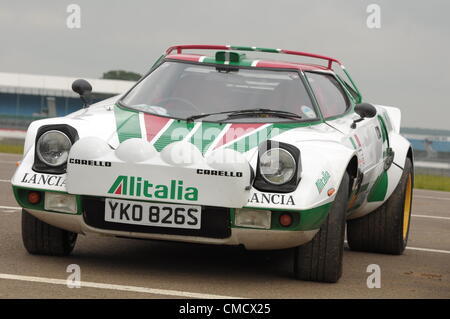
306,72,350,118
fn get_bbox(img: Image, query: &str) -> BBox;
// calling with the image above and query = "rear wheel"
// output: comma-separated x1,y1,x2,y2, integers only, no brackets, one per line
293,172,349,283
346,158,413,255
22,209,77,256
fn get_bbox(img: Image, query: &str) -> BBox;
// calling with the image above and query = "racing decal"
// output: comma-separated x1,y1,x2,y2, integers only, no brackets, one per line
108,176,199,201
301,105,316,118
20,173,66,187
367,171,388,202
349,133,367,166
315,170,331,193
248,193,296,205
114,105,142,142
375,126,382,139
114,105,321,154
196,169,243,177
227,125,272,153
201,56,254,66
153,120,196,151
143,113,171,143
353,134,362,148
349,137,357,149
69,158,112,167
226,121,320,153
189,122,227,154
213,123,265,150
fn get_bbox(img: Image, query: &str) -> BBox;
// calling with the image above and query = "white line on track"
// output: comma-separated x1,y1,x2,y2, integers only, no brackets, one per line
0,205,20,210
344,241,450,255
414,195,450,201
0,273,241,299
412,214,450,220
1,208,449,254
0,179,11,183
406,247,450,255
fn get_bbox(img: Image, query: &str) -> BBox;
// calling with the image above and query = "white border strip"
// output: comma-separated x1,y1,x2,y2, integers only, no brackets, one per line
0,205,20,210
406,246,450,254
412,214,450,220
415,195,450,201
138,112,147,140
0,273,241,299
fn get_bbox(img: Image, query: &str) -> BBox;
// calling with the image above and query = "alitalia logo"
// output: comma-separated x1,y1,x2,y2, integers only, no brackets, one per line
108,176,199,201
315,171,331,194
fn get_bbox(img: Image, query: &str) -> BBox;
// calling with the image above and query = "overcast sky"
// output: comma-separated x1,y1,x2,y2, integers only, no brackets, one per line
0,0,449,129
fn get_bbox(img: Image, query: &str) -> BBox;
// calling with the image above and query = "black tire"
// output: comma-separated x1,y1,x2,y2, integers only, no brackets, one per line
293,172,349,283
346,158,413,255
21,209,77,256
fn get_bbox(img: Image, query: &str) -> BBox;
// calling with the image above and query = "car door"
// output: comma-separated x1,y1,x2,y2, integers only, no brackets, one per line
305,72,385,191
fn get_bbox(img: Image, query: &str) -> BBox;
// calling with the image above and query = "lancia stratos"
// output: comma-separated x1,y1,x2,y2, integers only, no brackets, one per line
11,45,414,283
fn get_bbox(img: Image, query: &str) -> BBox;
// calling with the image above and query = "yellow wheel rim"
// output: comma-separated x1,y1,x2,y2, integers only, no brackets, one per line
403,174,412,240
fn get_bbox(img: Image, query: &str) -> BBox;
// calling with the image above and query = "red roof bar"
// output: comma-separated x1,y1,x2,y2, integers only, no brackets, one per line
165,45,342,69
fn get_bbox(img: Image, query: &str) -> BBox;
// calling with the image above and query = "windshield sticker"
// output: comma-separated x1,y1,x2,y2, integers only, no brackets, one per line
301,105,316,118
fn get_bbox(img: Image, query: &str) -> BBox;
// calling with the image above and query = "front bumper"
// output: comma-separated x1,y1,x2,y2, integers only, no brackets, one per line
12,186,330,250
25,208,318,250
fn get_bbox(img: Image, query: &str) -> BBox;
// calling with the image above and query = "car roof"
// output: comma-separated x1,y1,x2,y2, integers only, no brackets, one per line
165,54,332,72
163,45,342,73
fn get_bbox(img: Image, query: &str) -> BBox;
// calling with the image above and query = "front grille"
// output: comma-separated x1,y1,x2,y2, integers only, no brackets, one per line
82,197,231,239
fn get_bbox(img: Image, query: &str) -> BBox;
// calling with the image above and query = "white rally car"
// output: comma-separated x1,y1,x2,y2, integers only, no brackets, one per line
11,45,414,283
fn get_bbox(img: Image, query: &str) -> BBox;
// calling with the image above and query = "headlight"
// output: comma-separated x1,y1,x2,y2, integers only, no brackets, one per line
259,148,296,185
36,130,72,167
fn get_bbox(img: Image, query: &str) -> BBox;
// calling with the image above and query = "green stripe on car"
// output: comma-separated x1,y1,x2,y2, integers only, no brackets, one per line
153,120,195,152
114,105,142,143
189,122,227,154
367,171,388,202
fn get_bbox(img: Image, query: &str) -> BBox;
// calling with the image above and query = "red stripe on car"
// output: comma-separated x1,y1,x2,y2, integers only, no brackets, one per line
143,113,171,143
214,123,265,149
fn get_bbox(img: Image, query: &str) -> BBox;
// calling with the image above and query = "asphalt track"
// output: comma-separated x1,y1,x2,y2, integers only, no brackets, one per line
0,152,449,298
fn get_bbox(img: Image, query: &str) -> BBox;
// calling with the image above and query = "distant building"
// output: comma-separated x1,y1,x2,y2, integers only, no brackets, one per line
0,72,135,130
401,127,450,162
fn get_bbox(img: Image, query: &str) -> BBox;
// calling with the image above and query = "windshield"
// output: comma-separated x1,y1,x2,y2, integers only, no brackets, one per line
120,61,318,122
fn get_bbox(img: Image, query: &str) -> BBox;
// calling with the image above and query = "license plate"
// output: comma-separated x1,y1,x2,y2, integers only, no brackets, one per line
104,198,201,230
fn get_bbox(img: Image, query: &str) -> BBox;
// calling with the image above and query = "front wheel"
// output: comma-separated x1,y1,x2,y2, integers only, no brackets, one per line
22,209,77,256
293,172,349,283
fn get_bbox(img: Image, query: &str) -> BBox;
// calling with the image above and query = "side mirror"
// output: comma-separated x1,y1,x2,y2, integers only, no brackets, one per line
355,103,377,118
351,103,377,128
72,79,92,107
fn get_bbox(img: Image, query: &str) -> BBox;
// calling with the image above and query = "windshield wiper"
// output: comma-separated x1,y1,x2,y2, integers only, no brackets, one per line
186,108,302,122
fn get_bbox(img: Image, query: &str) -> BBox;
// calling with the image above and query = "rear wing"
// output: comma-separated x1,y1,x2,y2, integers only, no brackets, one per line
164,44,362,103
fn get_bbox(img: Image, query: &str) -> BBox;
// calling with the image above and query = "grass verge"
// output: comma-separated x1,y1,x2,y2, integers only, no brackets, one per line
0,144,24,154
414,174,450,192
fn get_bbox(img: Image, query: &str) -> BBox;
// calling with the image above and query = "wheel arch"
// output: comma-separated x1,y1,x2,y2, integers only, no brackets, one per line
345,155,359,199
